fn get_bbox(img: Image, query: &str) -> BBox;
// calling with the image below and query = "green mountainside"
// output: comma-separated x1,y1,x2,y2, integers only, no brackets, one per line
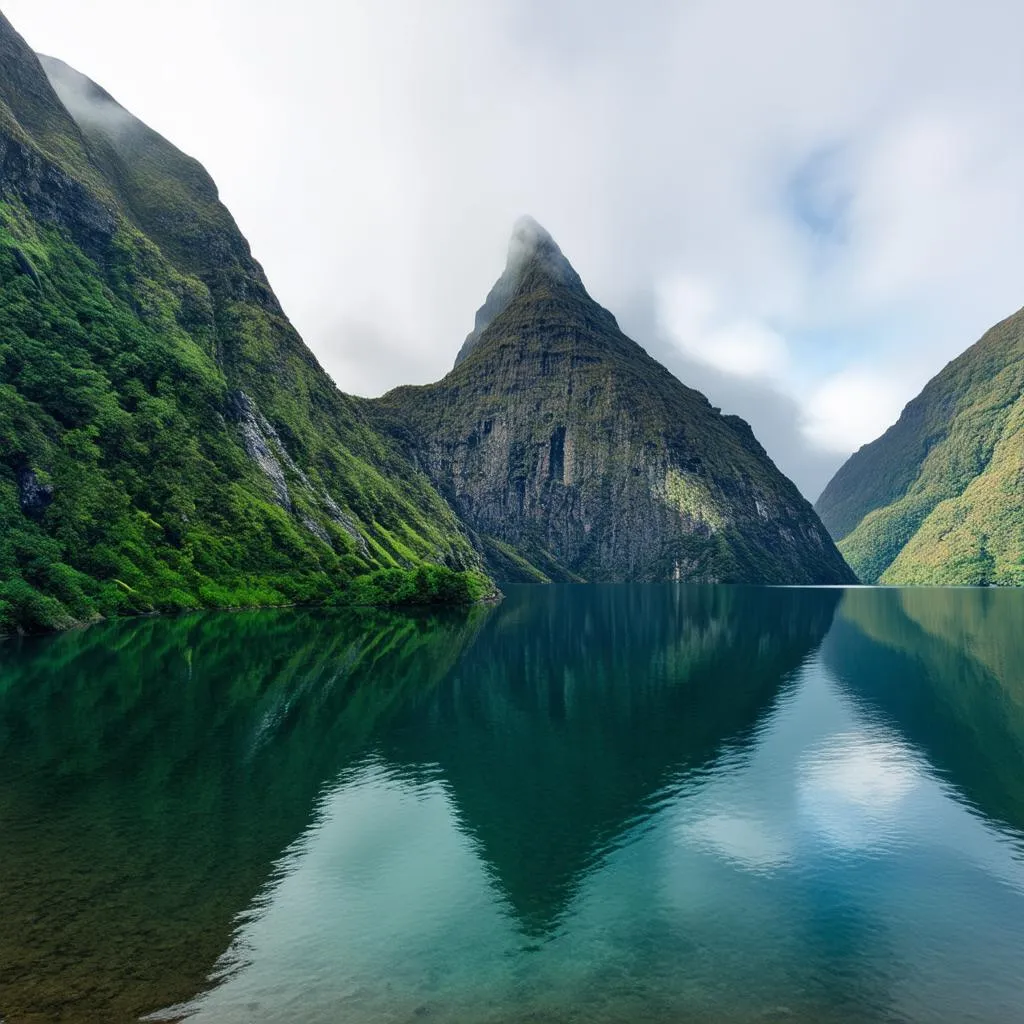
372,218,855,585
0,13,487,633
0,9,854,635
815,307,1024,584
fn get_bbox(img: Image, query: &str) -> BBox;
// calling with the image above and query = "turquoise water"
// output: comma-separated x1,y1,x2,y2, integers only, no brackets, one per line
2,586,1024,1023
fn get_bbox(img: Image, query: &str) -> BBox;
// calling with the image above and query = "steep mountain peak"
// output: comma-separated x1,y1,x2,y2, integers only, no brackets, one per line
378,218,855,587
506,215,578,283
454,215,587,366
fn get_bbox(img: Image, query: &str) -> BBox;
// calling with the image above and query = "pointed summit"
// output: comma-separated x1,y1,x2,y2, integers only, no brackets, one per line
455,216,587,366
377,221,855,587
505,215,582,289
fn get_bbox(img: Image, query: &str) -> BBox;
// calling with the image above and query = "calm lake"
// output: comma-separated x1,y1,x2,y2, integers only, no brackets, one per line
3,585,1024,1023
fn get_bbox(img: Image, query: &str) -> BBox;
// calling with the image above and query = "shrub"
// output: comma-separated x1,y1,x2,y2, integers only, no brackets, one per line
348,564,489,607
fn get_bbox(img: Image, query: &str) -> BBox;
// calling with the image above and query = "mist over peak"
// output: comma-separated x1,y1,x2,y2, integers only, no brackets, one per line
38,54,136,140
455,215,588,366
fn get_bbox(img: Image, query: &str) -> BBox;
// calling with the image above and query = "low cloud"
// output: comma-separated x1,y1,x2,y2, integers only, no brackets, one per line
803,369,909,454
39,54,137,140
656,275,791,380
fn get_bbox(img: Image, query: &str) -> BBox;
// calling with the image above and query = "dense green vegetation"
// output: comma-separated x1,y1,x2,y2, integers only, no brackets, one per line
346,564,493,607
0,15,489,633
816,307,1024,584
0,200,342,632
0,202,484,634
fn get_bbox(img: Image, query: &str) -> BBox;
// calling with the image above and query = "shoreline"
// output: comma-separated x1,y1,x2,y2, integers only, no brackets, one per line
0,588,504,641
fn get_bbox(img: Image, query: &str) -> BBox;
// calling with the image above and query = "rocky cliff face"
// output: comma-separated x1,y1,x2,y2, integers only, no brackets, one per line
373,220,856,585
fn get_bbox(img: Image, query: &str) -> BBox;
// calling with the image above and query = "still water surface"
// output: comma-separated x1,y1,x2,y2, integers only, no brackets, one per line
2,585,1024,1023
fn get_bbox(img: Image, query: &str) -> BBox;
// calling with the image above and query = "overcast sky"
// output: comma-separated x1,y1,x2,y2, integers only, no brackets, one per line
8,0,1024,499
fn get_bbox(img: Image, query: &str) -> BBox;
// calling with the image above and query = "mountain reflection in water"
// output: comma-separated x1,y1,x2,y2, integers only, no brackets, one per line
2,585,1024,1024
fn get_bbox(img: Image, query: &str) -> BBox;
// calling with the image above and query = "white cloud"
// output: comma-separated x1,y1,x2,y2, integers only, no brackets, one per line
656,276,790,379
677,811,792,872
9,0,1024,494
802,369,909,453
847,109,1024,310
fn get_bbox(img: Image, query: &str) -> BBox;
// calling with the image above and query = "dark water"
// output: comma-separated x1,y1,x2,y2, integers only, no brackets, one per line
2,587,1024,1024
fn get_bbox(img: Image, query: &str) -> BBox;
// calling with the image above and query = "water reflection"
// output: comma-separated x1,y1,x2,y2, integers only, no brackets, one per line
162,585,842,1024
824,587,1024,833
0,606,487,1023
377,584,840,934
4,587,1024,1024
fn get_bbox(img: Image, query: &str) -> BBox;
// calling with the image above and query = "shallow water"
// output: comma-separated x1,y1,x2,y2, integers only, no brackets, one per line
2,585,1024,1023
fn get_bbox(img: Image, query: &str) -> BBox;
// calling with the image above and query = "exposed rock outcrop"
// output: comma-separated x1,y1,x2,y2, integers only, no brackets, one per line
227,389,294,510
17,467,53,519
375,220,855,585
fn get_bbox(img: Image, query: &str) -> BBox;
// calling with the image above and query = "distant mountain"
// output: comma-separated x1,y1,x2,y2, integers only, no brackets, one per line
0,12,485,633
816,308,1024,584
372,217,855,584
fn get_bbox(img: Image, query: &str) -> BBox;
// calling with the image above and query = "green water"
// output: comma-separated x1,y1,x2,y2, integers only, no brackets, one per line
2,585,1024,1023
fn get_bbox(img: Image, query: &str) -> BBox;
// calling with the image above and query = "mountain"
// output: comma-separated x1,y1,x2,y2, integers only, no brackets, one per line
372,217,855,584
0,13,487,633
0,8,854,634
815,307,1024,584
